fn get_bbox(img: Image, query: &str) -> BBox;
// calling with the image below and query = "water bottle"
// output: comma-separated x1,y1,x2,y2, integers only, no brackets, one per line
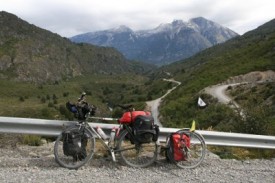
108,127,116,147
96,126,108,140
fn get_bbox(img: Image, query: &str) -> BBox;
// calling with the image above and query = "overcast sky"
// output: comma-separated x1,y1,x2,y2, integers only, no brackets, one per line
1,0,275,37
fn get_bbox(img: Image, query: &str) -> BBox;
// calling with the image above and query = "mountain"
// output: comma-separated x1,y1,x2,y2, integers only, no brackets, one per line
0,11,155,83
70,17,238,65
154,18,275,132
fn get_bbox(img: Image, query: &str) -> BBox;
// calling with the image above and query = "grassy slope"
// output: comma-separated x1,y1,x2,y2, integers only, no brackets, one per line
157,19,275,134
0,74,149,119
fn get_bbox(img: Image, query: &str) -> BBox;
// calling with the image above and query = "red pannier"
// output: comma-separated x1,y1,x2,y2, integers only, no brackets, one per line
171,132,190,161
118,111,151,124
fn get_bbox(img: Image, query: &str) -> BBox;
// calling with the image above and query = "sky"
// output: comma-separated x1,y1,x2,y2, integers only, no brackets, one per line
1,0,275,37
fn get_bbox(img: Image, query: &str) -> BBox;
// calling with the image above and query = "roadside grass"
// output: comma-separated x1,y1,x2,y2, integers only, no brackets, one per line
208,146,275,159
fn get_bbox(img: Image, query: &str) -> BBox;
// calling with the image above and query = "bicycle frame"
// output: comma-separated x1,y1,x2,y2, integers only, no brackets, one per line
74,119,117,162
80,115,139,162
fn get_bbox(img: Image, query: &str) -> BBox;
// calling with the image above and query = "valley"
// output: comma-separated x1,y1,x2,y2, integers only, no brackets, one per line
0,11,274,142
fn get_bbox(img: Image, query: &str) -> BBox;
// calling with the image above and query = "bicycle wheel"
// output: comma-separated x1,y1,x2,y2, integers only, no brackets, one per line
166,130,206,169
54,126,95,170
117,130,158,168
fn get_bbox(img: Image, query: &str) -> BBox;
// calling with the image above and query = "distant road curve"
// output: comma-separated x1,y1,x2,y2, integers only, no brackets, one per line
205,70,275,107
146,79,181,127
204,83,242,108
204,83,248,118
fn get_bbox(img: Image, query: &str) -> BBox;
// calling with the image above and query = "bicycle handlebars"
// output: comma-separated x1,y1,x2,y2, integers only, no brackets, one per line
78,92,86,102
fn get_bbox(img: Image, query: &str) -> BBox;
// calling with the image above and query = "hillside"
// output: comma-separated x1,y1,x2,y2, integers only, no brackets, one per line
155,18,275,135
0,11,155,83
71,18,238,65
0,11,160,120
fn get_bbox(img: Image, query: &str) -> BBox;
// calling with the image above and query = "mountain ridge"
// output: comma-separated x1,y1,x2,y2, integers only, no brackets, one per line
0,11,155,83
71,17,238,65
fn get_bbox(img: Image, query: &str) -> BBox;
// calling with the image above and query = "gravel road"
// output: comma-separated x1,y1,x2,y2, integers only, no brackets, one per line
146,79,181,127
0,142,274,183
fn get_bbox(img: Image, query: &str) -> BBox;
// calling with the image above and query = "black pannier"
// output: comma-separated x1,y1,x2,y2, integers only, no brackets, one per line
132,115,159,143
62,128,87,161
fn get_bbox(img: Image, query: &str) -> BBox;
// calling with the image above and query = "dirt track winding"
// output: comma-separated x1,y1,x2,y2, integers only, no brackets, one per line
204,70,275,115
146,79,181,127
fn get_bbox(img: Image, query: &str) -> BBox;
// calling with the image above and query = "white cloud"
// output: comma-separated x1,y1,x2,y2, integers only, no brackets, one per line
1,0,275,37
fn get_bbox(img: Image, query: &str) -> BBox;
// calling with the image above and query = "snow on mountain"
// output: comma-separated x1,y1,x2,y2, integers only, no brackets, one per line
70,17,238,65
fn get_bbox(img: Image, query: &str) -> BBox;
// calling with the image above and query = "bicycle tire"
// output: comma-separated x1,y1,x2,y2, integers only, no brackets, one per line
166,130,206,169
54,126,95,170
117,130,158,168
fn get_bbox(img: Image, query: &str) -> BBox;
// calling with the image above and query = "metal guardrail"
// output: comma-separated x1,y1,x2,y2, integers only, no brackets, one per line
1,116,275,149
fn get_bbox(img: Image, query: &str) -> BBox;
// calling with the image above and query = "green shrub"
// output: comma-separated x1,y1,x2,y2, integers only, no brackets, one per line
40,97,46,103
19,96,25,102
63,92,69,97
48,102,54,107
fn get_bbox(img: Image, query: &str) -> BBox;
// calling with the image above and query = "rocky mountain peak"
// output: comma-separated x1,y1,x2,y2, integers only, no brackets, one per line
71,17,239,65
190,17,220,30
112,25,132,33
171,19,185,27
